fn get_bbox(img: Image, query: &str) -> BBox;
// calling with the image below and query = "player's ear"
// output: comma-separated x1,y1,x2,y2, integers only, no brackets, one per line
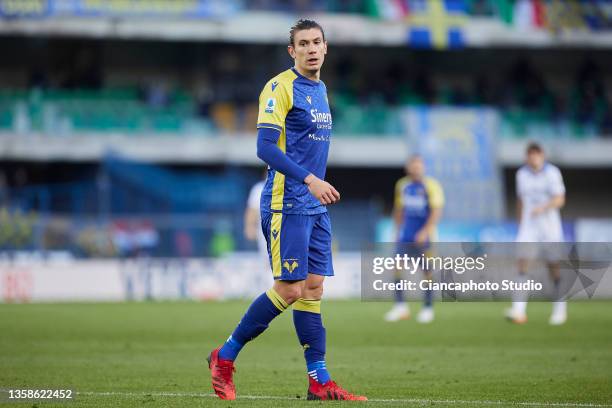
287,45,296,59
323,40,328,55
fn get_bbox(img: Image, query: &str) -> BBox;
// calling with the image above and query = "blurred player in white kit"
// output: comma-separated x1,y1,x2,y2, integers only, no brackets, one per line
507,142,567,325
244,171,271,292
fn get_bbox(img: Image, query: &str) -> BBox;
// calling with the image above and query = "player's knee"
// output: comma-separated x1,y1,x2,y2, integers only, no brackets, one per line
283,288,303,305
303,282,323,300
274,284,303,305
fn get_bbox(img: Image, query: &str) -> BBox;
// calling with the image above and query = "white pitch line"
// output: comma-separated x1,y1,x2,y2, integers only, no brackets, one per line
75,391,612,407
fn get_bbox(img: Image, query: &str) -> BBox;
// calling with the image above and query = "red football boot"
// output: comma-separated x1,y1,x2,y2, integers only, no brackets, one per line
207,347,236,400
307,377,367,401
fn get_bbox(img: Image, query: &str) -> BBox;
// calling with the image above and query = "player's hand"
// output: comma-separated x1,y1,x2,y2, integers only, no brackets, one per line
304,174,340,205
415,229,429,245
531,205,547,216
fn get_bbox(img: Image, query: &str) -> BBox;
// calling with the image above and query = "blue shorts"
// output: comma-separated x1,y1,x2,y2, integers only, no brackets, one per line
395,241,433,272
395,240,431,254
261,211,334,281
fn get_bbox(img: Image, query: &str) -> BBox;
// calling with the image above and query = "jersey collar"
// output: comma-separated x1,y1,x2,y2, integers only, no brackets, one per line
526,162,548,174
291,67,320,85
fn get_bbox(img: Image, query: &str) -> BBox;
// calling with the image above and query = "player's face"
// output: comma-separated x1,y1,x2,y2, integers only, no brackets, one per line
526,151,545,170
406,158,425,180
288,28,327,75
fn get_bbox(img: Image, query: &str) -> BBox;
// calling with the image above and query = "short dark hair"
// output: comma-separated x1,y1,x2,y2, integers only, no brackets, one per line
526,142,543,154
289,19,325,46
407,154,423,163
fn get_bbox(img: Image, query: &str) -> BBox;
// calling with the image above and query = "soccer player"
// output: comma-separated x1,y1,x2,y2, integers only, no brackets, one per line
207,19,367,401
506,142,567,325
384,155,444,323
244,170,269,292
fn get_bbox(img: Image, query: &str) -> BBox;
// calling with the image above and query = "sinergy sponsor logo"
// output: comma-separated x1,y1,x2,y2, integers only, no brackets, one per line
310,109,332,124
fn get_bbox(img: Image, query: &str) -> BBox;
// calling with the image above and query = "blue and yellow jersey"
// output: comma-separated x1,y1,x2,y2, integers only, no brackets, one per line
394,176,444,242
257,68,332,215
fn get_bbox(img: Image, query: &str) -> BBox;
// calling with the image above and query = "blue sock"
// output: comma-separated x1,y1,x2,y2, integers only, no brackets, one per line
424,288,433,307
218,288,288,361
307,361,329,385
394,279,405,303
293,299,330,384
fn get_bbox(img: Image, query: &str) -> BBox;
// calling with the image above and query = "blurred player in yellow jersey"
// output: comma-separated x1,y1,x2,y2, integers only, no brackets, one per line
385,155,444,323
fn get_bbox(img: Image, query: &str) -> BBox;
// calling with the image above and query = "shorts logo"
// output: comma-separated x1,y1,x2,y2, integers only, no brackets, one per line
282,259,299,273
306,95,312,104
265,98,276,113
271,81,278,91
272,229,279,240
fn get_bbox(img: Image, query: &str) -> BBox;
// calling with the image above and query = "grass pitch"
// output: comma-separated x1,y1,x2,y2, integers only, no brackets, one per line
1,300,611,407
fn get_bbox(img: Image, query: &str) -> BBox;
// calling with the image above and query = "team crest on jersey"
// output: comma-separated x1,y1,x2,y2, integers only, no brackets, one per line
265,97,276,113
271,81,278,91
306,95,312,105
282,259,299,273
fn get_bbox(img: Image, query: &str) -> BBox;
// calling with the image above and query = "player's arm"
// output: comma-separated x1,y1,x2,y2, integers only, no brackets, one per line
550,194,565,209
256,130,339,205
393,206,403,233
256,128,309,182
420,208,442,235
243,207,258,241
244,207,258,241
416,179,444,244
532,167,566,216
544,194,565,210
244,184,261,240
532,194,565,216
392,179,404,240
516,170,524,222
256,80,338,205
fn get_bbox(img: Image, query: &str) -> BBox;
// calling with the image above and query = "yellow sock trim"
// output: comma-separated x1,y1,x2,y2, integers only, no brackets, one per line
293,298,321,314
266,288,288,312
